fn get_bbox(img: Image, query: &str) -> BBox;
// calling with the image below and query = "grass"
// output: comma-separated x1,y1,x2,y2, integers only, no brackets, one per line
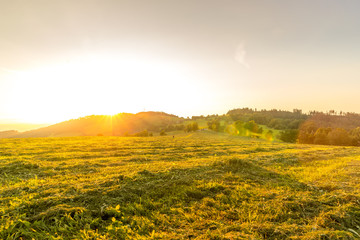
258,124,282,141
0,131,360,239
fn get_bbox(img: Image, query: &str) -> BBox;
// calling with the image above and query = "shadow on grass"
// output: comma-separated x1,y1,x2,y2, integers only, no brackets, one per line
2,157,360,239
1,158,307,220
67,158,310,215
0,161,43,182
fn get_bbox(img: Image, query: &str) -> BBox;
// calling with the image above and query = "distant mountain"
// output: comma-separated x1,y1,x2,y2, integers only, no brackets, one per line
0,130,19,138
0,123,50,132
1,112,183,138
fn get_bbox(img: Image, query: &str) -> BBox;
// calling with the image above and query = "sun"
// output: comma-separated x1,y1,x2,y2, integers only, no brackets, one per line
4,54,206,124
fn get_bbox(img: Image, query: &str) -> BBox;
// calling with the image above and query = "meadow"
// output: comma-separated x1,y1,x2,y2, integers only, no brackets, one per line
0,131,360,239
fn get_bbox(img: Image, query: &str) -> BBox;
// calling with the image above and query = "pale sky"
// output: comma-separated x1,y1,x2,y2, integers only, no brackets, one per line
1,0,360,124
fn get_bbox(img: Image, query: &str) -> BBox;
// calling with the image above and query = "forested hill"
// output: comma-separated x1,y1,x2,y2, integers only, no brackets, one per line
0,112,183,138
298,112,360,146
227,108,307,130
303,112,360,130
226,108,360,146
226,108,360,131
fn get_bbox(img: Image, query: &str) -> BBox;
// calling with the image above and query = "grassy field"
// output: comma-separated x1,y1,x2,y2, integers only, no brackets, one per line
1,132,360,239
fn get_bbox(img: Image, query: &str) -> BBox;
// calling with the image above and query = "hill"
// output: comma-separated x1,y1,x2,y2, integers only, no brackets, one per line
0,130,18,138
2,112,183,138
227,108,307,130
4,108,360,147
225,108,360,146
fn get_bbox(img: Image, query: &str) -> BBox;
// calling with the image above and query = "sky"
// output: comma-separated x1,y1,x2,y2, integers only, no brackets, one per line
1,0,360,126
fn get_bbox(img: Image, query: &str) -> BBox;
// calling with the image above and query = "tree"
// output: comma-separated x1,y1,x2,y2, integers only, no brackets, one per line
243,120,259,133
349,127,360,146
288,119,304,129
298,121,318,144
191,122,199,131
313,128,331,145
207,119,221,131
233,120,244,135
160,130,167,136
327,128,351,146
279,129,298,143
184,122,199,132
268,119,281,129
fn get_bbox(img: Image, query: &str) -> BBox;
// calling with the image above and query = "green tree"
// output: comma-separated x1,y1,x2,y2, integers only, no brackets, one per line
233,120,244,135
243,120,259,133
279,129,299,143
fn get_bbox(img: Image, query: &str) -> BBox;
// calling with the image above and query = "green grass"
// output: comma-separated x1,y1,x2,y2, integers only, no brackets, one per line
259,124,282,141
1,132,360,239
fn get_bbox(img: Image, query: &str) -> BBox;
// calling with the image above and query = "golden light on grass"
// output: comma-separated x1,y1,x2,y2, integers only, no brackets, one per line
1,134,359,238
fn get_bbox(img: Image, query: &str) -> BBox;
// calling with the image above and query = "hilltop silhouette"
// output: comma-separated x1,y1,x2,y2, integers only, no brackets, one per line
0,112,182,138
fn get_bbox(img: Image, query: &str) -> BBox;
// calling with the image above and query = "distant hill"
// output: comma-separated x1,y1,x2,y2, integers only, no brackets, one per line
227,108,307,130
304,112,360,130
5,108,360,145
0,123,50,132
0,130,19,138
1,112,183,138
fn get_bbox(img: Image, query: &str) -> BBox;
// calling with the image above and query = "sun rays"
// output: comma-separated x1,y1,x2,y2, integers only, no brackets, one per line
3,54,206,123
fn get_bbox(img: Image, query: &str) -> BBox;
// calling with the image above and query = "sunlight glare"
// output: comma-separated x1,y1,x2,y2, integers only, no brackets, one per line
6,55,204,123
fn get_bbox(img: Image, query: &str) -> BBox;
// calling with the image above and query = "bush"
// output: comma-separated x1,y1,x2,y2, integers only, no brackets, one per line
207,119,221,131
279,129,298,143
265,130,273,141
134,130,149,137
243,120,259,133
184,122,199,132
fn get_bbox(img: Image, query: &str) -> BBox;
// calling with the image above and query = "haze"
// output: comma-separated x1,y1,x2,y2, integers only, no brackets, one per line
1,0,360,125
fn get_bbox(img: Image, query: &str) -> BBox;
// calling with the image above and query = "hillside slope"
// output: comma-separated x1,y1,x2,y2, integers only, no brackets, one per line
3,112,182,138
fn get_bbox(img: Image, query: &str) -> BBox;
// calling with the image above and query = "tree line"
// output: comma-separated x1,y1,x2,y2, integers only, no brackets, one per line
206,108,360,146
298,121,360,146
